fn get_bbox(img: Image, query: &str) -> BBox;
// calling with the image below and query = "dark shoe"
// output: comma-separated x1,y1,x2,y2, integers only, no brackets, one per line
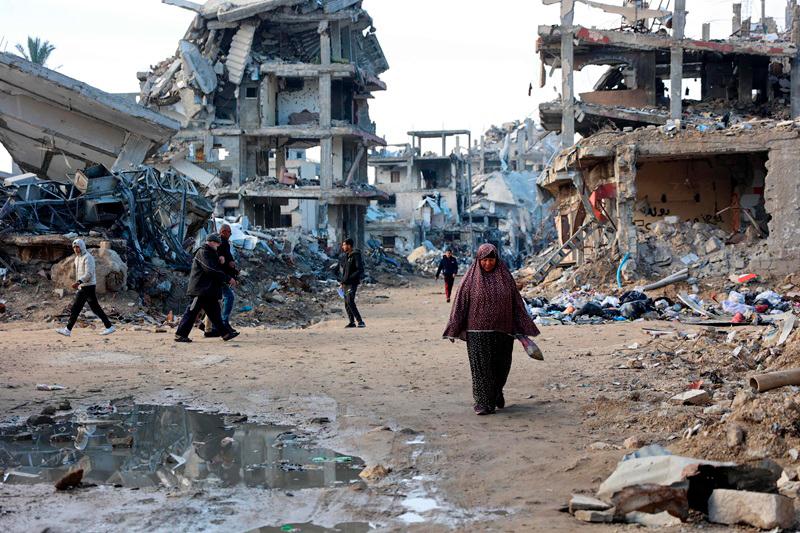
204,330,222,338
473,404,495,416
357,322,366,328
344,323,356,328
496,393,505,409
446,298,451,303
174,335,192,343
222,331,240,342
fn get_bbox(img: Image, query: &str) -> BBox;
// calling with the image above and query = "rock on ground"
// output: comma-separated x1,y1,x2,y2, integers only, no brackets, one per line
707,489,795,529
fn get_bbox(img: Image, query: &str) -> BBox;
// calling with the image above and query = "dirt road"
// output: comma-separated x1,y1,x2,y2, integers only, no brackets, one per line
0,277,670,531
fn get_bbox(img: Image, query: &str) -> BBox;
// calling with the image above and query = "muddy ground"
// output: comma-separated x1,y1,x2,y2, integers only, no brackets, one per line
0,277,742,532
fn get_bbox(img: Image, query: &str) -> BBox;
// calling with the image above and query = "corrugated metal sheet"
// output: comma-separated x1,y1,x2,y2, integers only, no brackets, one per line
226,20,258,85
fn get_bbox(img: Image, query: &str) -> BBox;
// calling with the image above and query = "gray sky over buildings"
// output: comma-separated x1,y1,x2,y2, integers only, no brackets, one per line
0,0,792,172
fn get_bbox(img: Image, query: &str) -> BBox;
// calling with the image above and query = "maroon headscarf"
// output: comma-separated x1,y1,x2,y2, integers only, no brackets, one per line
443,243,540,341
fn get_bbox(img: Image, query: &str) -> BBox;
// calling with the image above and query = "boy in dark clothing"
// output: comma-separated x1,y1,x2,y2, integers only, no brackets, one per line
175,234,239,343
436,249,459,302
339,238,365,328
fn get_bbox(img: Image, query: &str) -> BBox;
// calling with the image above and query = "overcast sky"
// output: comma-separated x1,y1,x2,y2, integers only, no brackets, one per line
0,0,791,172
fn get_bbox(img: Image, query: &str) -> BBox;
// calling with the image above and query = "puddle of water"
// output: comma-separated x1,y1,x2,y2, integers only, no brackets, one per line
0,402,364,491
250,522,371,533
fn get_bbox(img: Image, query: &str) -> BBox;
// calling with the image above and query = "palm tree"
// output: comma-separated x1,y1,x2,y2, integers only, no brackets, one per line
15,36,56,66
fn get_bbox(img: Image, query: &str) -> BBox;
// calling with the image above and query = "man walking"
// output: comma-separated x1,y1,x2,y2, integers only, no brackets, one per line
205,223,239,337
436,249,459,303
339,238,365,328
175,234,239,343
56,239,116,337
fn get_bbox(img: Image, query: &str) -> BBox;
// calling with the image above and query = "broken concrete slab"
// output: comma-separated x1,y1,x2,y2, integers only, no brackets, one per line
573,509,615,523
597,454,734,501
179,40,218,95
568,494,612,514
611,484,688,520
670,390,711,405
0,52,178,183
708,489,795,529
625,511,682,527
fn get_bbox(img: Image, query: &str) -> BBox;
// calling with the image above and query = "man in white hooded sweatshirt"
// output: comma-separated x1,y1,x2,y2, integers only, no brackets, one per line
56,239,115,337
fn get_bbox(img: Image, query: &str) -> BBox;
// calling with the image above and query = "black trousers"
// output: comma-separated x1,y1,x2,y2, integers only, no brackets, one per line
343,283,363,324
67,285,112,330
176,294,230,338
466,332,514,409
443,274,455,300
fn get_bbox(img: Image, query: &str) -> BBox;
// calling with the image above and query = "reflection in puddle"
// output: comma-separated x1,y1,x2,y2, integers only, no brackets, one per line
0,402,364,490
250,522,371,533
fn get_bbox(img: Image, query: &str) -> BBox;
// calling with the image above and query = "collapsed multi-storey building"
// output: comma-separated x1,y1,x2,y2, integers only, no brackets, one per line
367,122,559,261
140,0,390,248
530,0,800,284
367,130,471,252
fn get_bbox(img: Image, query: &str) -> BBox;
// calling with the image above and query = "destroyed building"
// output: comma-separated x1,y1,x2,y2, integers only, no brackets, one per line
529,0,800,285
367,130,470,252
0,52,212,271
140,0,390,248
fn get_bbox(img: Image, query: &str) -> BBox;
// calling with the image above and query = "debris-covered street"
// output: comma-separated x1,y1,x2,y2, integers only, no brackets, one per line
4,0,800,531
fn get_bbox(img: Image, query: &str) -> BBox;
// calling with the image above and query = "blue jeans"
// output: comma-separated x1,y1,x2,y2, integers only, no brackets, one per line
221,285,235,325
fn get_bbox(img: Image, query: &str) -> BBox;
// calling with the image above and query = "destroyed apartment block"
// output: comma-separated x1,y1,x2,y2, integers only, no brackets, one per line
0,52,212,271
537,3,800,136
143,0,390,248
529,0,800,285
0,52,179,182
367,130,471,252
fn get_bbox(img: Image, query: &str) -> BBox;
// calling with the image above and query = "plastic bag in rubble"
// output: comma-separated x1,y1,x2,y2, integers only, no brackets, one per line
723,290,752,315
755,290,782,307
600,296,620,308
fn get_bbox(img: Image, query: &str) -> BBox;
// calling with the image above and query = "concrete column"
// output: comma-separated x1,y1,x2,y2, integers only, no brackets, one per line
326,204,344,248
615,145,639,264
702,23,711,41
670,0,686,121
560,0,576,149
793,4,800,118
441,134,447,157
738,56,754,105
733,3,742,35
319,74,332,127
320,137,333,189
259,74,278,127
275,139,286,179
761,0,767,33
479,135,485,174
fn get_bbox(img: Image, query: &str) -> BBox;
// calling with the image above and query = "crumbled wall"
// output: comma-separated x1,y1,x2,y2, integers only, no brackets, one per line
277,81,320,126
758,137,800,272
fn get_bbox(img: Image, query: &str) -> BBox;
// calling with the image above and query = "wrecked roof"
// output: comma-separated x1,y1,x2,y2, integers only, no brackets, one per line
0,53,179,183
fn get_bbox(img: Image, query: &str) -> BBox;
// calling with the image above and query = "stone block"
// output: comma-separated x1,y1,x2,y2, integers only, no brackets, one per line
708,489,794,529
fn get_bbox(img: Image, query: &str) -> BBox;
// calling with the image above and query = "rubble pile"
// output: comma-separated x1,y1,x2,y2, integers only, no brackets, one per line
563,277,800,528
406,241,471,277
0,166,213,270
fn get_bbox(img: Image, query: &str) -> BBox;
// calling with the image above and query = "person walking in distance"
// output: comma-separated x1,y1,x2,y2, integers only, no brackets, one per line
339,238,365,328
174,234,239,343
56,239,116,337
436,249,459,303
205,223,239,337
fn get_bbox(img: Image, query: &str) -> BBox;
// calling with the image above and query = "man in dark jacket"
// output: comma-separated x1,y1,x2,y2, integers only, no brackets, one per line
435,249,459,303
206,223,239,337
339,238,365,328
175,234,239,343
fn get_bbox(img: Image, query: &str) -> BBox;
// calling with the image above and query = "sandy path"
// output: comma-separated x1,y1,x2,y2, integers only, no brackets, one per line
0,278,664,531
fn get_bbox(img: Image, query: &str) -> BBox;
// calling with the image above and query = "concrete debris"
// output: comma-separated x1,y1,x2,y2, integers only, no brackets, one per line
573,509,615,523
624,511,682,527
568,494,612,514
670,390,711,406
707,489,795,530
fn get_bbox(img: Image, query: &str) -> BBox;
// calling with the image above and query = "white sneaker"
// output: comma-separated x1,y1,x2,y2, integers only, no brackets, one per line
99,326,116,336
56,327,71,337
